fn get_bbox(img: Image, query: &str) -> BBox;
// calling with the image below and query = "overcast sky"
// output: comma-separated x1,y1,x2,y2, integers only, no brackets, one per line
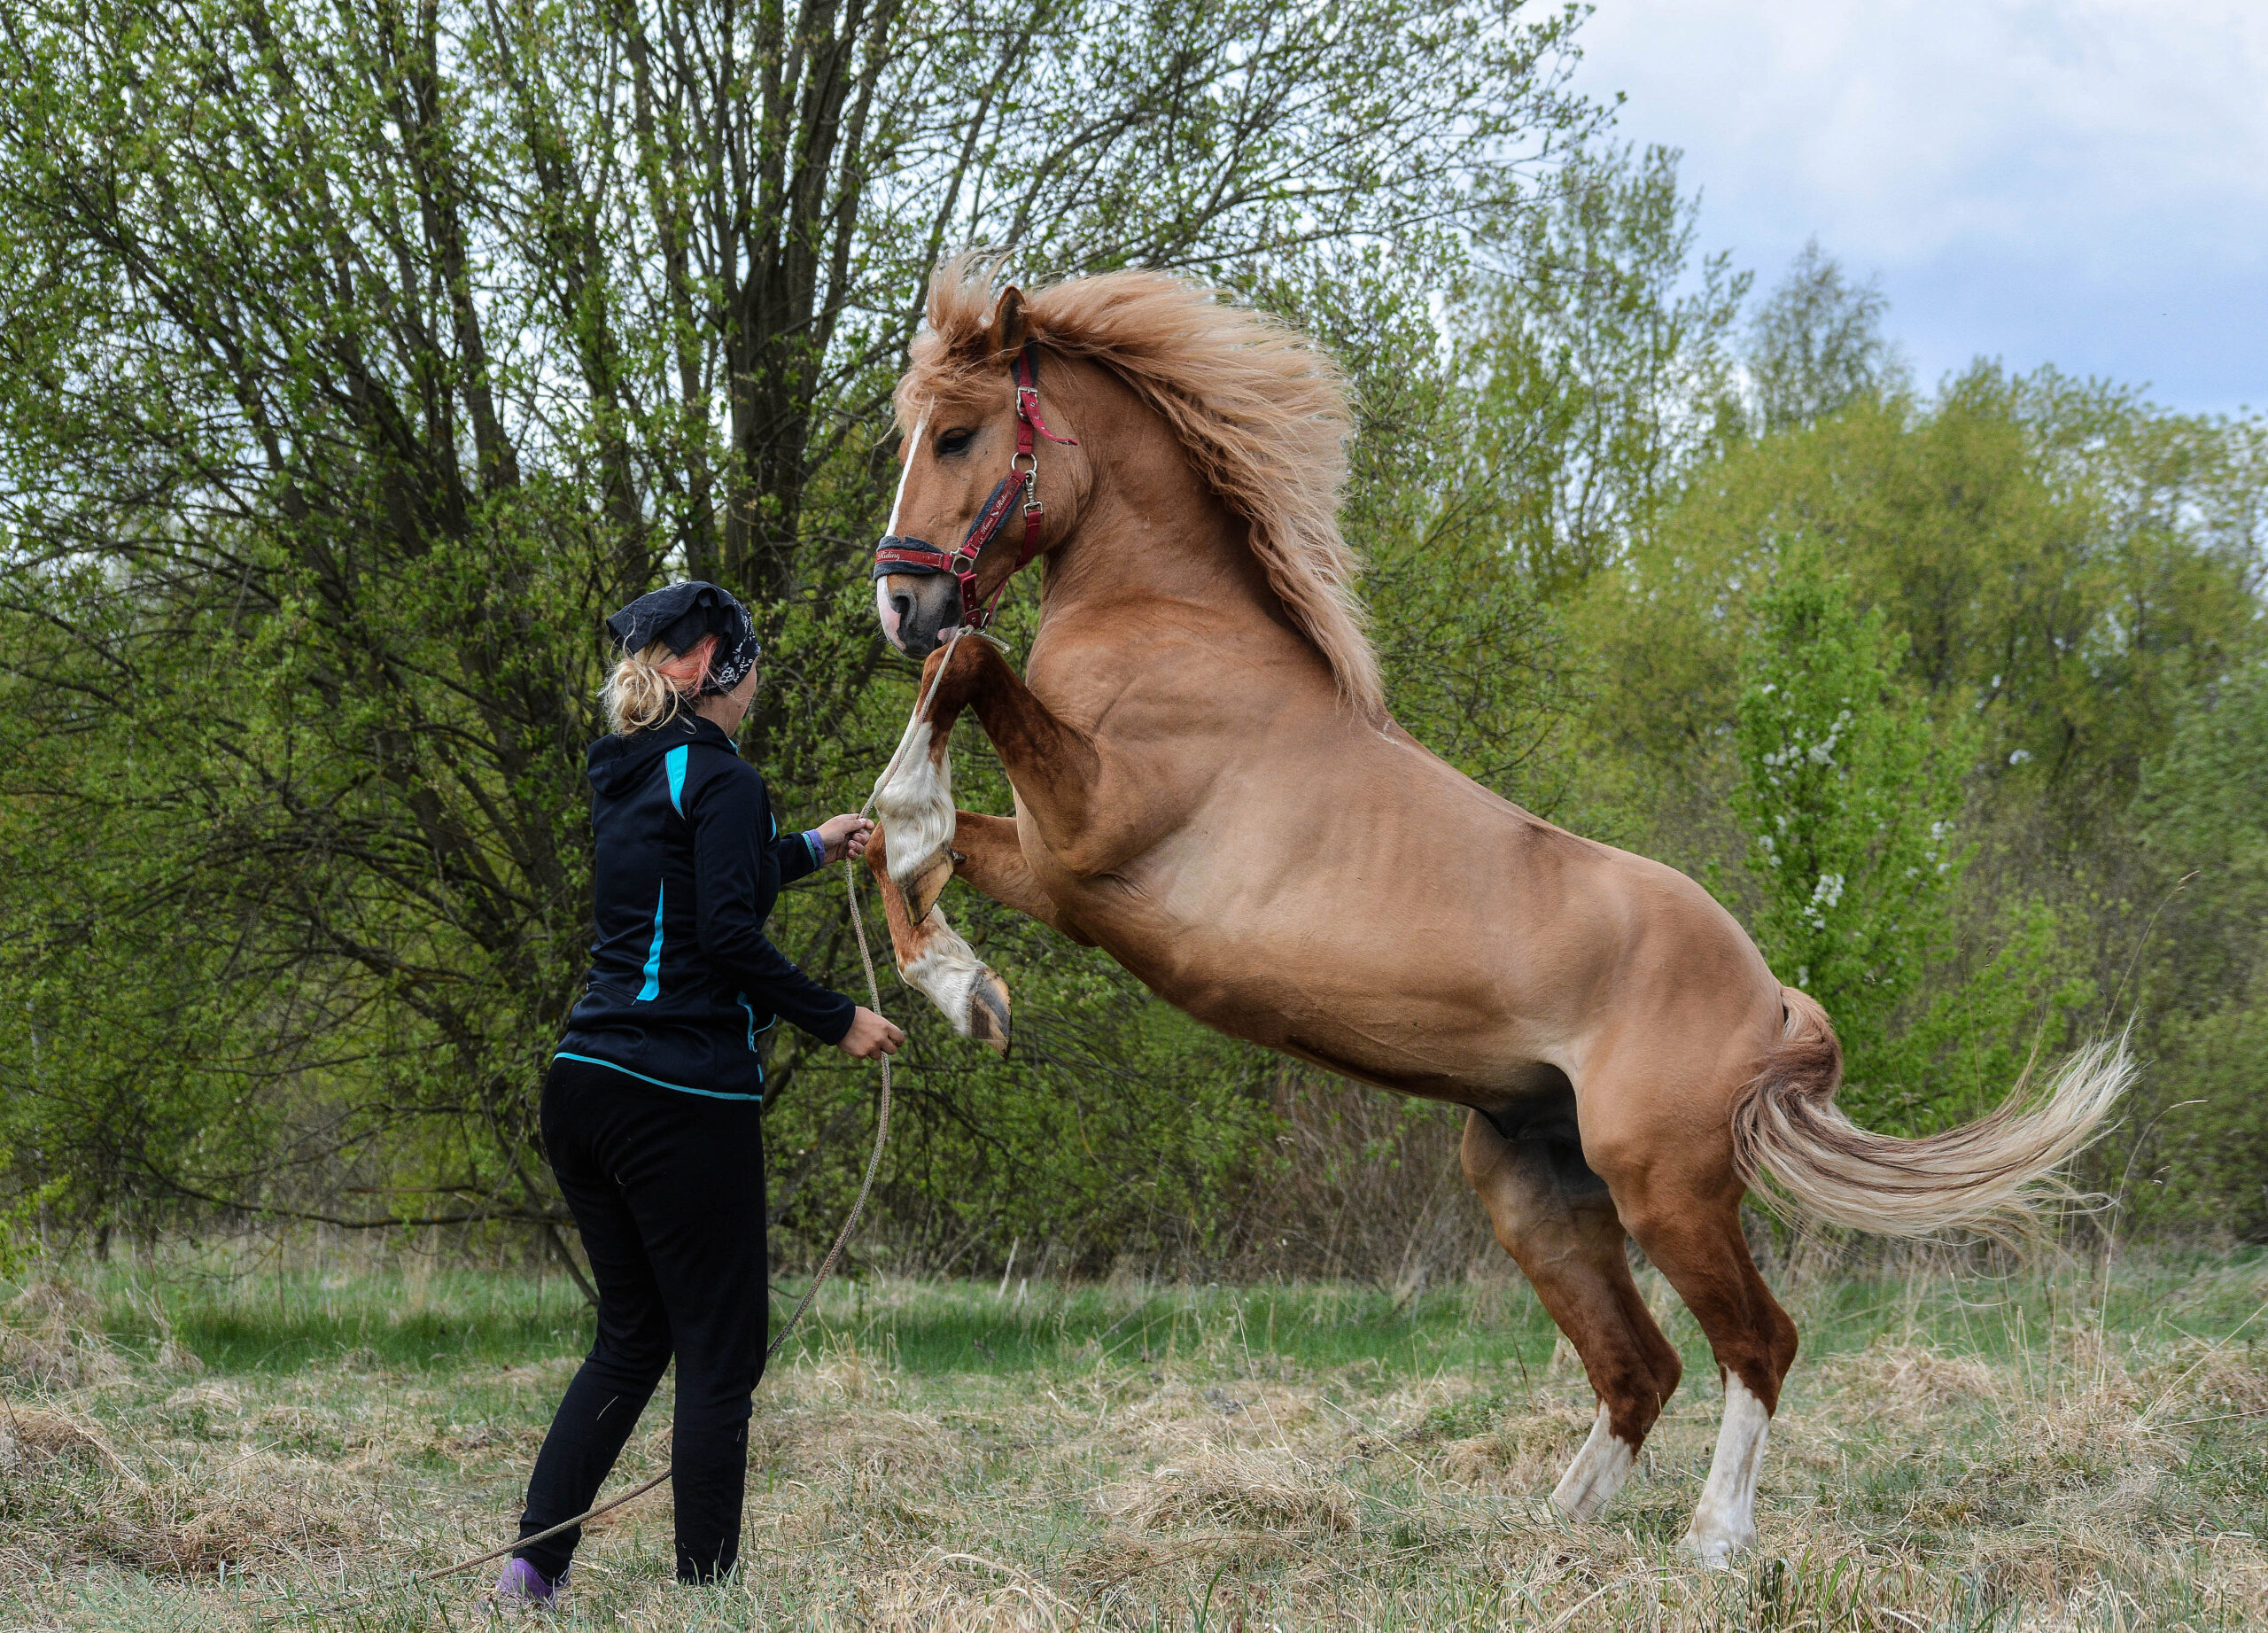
1568,0,2268,416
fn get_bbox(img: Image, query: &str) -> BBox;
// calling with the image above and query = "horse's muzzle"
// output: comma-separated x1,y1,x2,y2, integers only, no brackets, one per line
874,568,961,657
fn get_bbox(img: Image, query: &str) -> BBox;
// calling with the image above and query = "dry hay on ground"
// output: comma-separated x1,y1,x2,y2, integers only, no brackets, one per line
0,1265,2264,1629
1,1282,127,1390
1100,1445,1357,1535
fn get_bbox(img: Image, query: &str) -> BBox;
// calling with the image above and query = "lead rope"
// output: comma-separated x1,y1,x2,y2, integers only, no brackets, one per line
410,633,968,1596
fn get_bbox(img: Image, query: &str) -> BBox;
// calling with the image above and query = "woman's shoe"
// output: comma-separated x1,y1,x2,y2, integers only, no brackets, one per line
487,1556,566,1613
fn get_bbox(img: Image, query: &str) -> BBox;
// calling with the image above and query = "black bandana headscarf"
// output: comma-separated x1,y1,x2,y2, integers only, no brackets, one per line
604,581,761,696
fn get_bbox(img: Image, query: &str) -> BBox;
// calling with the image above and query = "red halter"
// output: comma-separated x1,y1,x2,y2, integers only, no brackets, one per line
871,341,1078,633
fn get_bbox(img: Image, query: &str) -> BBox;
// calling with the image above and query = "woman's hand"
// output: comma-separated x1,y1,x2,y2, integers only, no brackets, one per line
836,1006,905,1060
815,813,875,863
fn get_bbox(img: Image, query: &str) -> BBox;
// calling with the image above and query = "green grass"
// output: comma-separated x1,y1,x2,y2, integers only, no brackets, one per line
2,1245,2264,1629
66,1243,2268,1381
91,1265,594,1375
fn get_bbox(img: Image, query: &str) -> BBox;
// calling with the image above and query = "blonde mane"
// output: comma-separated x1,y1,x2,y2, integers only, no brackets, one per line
900,257,1383,720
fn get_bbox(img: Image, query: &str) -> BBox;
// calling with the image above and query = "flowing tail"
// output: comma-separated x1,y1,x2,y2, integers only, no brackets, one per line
1729,987,2136,1240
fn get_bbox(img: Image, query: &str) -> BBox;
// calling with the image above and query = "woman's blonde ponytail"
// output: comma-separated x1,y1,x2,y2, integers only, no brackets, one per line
603,634,719,735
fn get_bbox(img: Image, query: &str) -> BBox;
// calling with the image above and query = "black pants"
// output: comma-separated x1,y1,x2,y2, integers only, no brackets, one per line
517,1054,768,1582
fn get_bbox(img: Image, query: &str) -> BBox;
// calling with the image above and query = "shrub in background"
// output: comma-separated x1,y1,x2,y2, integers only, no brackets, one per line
1729,551,2087,1133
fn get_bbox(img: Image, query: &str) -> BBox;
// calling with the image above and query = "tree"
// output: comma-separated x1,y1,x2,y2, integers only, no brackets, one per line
1733,557,1965,1061
1583,368,2265,854
1729,553,2083,1131
1453,144,1749,589
1746,239,1898,434
0,0,1598,1250
2122,661,2268,1235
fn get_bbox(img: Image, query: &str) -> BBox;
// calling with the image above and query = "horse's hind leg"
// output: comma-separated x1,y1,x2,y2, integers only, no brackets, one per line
1461,1111,1682,1520
1586,1106,1798,1566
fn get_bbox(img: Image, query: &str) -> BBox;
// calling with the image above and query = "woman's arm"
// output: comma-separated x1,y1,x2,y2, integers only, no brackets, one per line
689,766,857,1045
773,826,826,883
773,814,874,881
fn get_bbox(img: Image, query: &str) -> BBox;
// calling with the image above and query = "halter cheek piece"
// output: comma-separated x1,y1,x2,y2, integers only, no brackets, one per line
871,340,1078,633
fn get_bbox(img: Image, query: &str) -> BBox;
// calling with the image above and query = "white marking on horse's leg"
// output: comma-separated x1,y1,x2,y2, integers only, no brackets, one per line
1682,1374,1771,1567
1550,1404,1636,1522
874,719,954,890
897,908,1009,1051
900,909,985,1034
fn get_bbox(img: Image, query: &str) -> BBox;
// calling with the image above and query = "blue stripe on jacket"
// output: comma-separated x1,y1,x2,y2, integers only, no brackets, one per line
636,883,665,1000
559,715,858,1101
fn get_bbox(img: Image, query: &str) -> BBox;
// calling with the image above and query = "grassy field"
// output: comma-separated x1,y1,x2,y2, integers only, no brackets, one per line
0,1244,2264,1630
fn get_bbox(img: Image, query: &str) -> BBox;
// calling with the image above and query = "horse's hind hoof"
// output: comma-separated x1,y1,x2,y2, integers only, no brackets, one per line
969,968,1011,1056
1681,1528,1749,1570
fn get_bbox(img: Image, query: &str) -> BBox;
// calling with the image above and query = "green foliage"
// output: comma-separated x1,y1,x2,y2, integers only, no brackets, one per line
1569,256,2262,1196
2117,661,2268,1234
0,0,2263,1261
1732,555,1968,1030
1609,372,2257,813
0,0,1602,1261
1745,239,1900,434
2135,661,2268,1012
1456,144,1750,589
1729,554,2088,1131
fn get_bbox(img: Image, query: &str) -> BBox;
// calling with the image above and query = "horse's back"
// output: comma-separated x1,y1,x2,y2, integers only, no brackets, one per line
1066,705,1779,1103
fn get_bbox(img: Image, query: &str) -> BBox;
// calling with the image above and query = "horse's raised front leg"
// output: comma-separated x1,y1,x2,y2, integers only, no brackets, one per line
873,635,1123,891
862,816,1037,1053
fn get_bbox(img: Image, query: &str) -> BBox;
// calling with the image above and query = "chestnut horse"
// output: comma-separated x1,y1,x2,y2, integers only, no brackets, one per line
862,261,2132,1562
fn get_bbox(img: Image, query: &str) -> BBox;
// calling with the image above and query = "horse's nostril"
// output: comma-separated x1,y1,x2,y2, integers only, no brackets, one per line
891,594,915,628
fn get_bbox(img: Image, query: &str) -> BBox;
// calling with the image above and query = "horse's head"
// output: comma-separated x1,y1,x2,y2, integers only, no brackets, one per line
874,287,1091,657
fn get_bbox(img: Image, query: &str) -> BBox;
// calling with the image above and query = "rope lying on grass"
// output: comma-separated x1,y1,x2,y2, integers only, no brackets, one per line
261,635,965,1614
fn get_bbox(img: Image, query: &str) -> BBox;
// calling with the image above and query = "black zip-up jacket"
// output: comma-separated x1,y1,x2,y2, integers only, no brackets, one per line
555,715,855,1100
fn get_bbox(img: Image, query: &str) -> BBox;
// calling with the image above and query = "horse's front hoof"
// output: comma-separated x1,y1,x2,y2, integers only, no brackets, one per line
901,909,1009,1055
968,968,1011,1055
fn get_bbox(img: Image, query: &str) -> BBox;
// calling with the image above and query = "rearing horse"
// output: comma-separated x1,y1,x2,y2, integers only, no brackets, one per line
863,261,2132,1563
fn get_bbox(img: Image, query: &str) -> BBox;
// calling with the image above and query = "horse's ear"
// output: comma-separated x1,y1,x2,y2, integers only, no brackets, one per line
987,286,1028,355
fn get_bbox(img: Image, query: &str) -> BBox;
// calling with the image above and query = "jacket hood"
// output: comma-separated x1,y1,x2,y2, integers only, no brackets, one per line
586,714,739,798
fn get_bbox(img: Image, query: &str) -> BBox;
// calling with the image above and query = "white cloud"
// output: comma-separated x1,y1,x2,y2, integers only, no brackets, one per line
1571,0,2268,410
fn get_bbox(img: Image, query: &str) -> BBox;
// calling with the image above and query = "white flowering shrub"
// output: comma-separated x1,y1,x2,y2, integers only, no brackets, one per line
1730,552,2080,1131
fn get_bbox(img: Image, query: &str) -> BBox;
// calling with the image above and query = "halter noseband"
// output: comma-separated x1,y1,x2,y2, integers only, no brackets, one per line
871,340,1078,633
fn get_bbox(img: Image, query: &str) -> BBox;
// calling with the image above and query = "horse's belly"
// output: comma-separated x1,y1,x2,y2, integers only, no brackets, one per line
1052,865,1565,1100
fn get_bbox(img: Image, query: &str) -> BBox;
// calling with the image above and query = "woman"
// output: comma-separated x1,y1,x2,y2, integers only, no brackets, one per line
495,581,903,1606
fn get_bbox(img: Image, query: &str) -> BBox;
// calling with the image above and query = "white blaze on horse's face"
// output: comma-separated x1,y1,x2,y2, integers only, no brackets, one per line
887,412,927,537
874,380,1041,657
875,410,941,655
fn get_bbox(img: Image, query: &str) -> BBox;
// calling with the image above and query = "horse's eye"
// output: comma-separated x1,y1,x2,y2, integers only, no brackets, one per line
936,428,974,456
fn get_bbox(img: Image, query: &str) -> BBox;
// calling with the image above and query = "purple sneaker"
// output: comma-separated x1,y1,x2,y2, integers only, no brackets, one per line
488,1556,567,1612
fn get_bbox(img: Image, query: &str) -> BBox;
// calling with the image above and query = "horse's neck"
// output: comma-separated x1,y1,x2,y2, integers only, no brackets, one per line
1037,416,1285,639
